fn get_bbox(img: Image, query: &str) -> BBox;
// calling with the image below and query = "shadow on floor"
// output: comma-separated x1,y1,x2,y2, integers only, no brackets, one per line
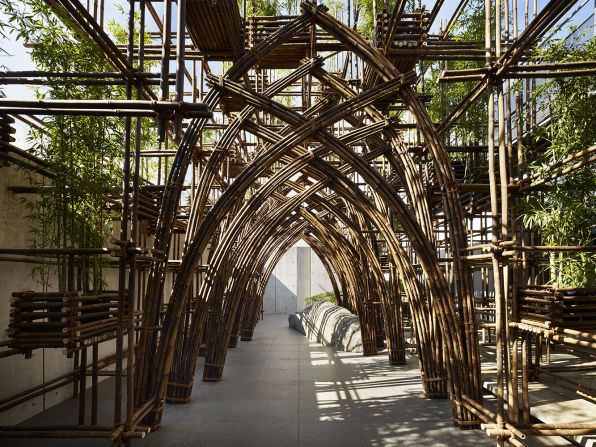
0,315,495,447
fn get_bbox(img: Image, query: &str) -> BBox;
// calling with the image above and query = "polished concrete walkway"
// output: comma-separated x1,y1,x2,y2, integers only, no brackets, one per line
4,315,495,446
144,314,492,447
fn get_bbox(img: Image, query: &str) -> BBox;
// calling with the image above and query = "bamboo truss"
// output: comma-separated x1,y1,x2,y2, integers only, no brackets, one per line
0,0,595,445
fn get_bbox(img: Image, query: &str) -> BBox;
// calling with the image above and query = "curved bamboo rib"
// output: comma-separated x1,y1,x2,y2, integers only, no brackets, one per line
134,7,485,427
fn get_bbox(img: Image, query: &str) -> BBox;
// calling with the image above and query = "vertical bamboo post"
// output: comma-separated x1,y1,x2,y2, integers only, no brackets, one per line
73,350,80,399
78,347,87,425
68,254,79,398
522,332,530,423
496,0,513,432
91,343,98,425
115,0,135,425
174,0,186,140
485,0,506,443
124,0,145,440
158,0,172,141
507,0,521,423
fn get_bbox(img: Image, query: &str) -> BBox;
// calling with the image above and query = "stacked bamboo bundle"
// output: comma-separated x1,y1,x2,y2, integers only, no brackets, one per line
247,16,338,47
185,0,244,58
0,113,16,144
519,287,596,330
8,291,129,352
247,16,341,68
221,71,269,114
109,186,186,233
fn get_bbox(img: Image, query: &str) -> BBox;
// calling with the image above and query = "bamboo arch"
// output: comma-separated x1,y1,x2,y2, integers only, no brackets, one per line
139,4,481,427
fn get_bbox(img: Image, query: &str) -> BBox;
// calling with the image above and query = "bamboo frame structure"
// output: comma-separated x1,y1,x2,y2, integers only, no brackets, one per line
0,0,595,445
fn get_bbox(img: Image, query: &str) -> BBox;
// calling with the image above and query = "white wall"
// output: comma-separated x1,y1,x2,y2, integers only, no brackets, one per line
263,240,333,314
0,158,203,425
0,164,123,424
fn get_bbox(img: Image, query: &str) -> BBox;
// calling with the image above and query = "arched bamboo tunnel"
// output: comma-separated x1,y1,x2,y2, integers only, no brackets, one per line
1,0,595,444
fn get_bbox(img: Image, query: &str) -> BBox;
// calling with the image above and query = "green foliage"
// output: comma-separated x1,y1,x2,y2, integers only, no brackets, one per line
282,0,300,15
238,0,283,16
305,291,338,307
1,0,124,288
106,8,165,183
426,0,488,146
522,34,596,287
357,0,392,41
326,0,345,19
107,6,156,67
528,35,596,161
356,0,373,41
524,188,596,287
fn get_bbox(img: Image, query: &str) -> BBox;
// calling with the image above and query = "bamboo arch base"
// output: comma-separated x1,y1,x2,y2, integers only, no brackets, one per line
388,349,407,365
240,329,255,341
202,363,225,382
164,382,193,404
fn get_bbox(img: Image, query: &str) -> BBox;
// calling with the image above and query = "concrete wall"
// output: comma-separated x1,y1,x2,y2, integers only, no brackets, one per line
0,160,202,425
263,240,333,315
0,164,141,424
0,165,76,424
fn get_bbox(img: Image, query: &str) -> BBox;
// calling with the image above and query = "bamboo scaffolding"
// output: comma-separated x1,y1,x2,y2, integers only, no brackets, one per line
1,0,595,444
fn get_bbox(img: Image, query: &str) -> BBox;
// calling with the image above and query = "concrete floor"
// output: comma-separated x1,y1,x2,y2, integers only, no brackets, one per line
3,315,495,446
